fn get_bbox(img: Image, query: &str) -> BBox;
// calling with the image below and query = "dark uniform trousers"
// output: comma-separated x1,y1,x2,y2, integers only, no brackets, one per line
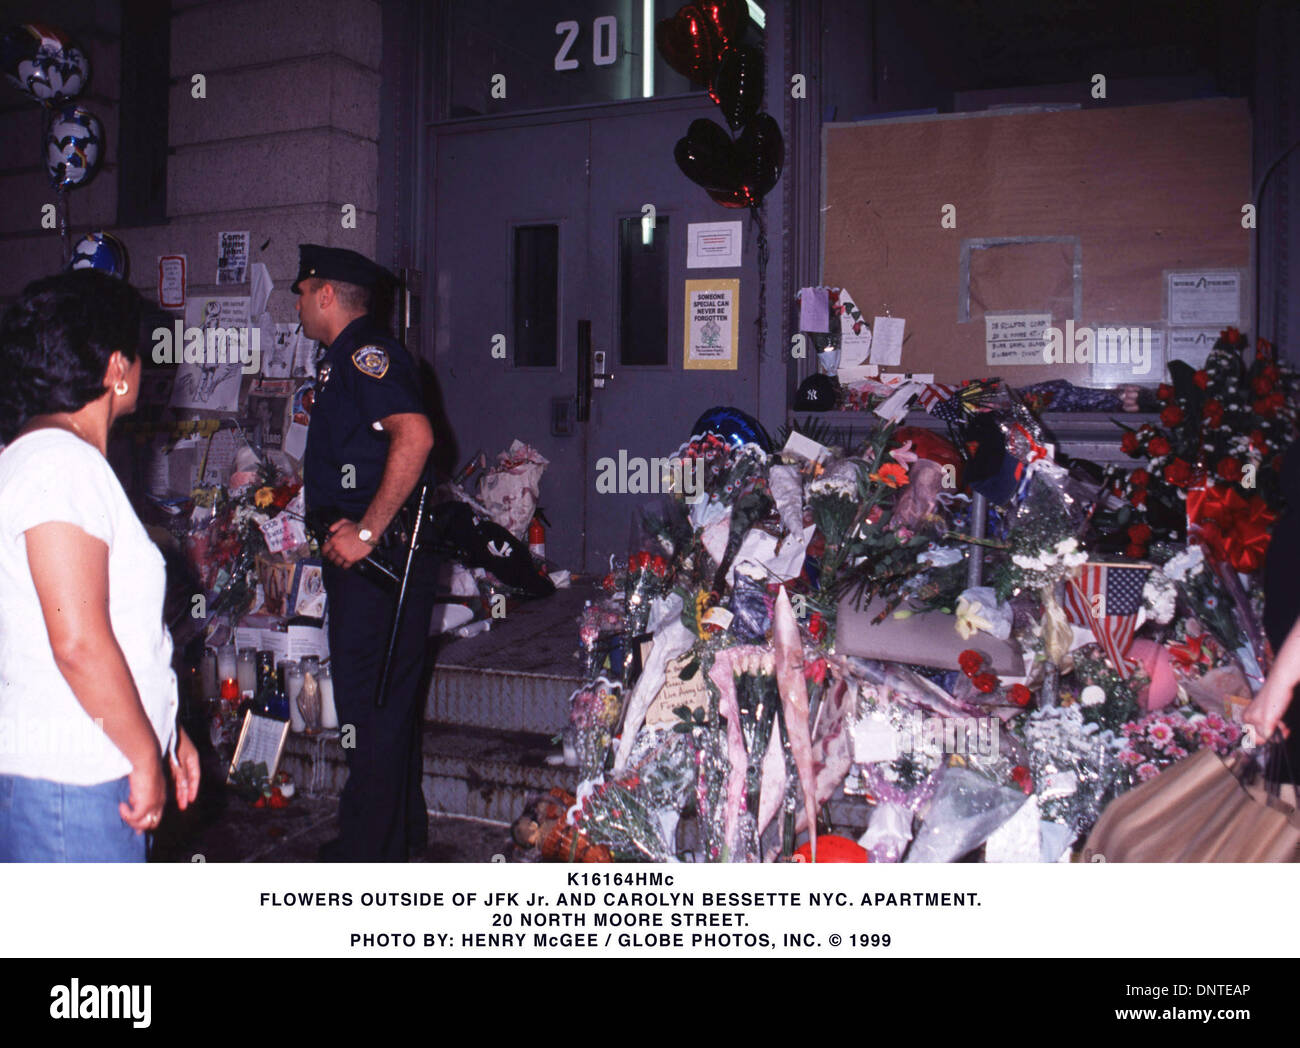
322,552,438,861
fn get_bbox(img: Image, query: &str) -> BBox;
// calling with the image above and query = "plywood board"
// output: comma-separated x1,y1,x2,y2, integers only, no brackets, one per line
822,99,1251,385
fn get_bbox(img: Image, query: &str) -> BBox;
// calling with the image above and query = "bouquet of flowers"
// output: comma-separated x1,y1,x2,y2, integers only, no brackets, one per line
566,678,622,781
1113,328,1297,566
1116,708,1243,785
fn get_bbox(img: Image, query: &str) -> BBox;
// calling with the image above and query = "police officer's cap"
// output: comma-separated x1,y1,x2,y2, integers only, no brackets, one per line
291,244,391,295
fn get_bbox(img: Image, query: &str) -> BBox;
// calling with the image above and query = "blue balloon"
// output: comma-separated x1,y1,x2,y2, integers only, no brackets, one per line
690,405,771,452
67,231,128,279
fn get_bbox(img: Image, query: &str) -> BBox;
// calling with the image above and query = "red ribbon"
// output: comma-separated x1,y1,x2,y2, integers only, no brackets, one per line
1187,483,1276,573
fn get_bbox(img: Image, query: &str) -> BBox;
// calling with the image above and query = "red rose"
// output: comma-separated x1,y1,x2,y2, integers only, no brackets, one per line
1008,684,1032,707
1127,522,1152,544
1130,489,1148,507
958,650,984,676
1269,391,1286,411
972,671,999,694
1164,458,1195,488
1216,457,1243,482
1250,428,1269,451
1201,400,1224,426
1223,327,1243,346
1148,436,1172,457
1125,543,1147,559
1157,383,1175,402
1011,765,1034,794
1258,337,1275,360
1263,365,1281,384
630,551,650,570
1253,375,1274,396
1129,468,1151,486
1160,404,1184,427
1254,397,1277,418
1121,432,1140,455
808,612,826,641
1193,370,1210,390
650,554,669,576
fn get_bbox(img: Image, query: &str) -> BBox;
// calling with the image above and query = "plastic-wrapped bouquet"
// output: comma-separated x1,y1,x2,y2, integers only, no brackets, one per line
566,678,622,780
1116,708,1243,785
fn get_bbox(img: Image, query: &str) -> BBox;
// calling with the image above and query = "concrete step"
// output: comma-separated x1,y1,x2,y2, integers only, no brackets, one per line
280,724,578,825
425,581,594,735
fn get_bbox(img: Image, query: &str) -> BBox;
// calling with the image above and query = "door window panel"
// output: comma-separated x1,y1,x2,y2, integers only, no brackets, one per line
513,224,559,367
618,215,670,366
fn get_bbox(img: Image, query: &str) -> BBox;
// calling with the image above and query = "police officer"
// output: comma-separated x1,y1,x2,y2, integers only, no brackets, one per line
294,244,436,862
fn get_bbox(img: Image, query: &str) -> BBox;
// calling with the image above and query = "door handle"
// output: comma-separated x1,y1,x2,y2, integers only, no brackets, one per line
577,319,591,422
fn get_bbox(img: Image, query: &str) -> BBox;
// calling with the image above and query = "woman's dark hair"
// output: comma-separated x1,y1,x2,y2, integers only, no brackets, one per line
0,269,144,442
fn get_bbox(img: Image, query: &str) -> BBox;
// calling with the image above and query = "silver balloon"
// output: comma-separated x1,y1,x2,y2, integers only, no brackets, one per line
45,104,102,190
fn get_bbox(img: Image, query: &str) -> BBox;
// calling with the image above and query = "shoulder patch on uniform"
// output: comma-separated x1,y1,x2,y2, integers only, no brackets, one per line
351,344,389,379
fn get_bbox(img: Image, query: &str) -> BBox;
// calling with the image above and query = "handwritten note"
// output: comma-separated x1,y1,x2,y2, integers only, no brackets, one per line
644,653,710,729
870,315,906,366
986,313,1051,365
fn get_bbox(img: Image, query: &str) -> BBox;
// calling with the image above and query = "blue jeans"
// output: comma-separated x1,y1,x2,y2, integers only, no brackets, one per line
0,773,147,862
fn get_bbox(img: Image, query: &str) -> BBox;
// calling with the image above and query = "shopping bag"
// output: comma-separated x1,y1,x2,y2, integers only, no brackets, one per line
1084,744,1300,862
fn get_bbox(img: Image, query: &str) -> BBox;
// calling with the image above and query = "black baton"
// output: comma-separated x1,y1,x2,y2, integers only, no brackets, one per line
374,481,431,708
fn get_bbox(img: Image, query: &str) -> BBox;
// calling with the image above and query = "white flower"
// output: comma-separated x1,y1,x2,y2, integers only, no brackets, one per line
1055,538,1080,556
1080,685,1106,707
1013,553,1047,572
1163,545,1204,582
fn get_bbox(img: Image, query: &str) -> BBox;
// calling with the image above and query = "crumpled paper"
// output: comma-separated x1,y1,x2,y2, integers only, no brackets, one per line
478,439,549,539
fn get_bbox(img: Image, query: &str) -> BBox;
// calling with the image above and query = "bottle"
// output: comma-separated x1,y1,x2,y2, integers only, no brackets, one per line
528,517,546,572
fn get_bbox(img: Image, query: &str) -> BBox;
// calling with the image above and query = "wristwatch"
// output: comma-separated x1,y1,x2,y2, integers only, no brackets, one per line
358,527,377,546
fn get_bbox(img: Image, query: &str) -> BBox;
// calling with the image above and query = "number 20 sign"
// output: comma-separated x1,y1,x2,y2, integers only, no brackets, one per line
555,17,619,70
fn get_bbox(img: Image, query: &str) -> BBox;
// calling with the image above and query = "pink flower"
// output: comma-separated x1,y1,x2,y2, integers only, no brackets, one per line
1147,722,1175,747
1167,746,1188,760
1137,763,1161,782
1119,750,1144,766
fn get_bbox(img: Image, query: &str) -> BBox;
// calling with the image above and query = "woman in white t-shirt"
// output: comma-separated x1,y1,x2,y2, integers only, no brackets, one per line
0,270,200,861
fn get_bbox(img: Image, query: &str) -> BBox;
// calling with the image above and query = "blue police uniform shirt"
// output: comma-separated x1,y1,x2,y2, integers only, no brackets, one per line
302,316,426,519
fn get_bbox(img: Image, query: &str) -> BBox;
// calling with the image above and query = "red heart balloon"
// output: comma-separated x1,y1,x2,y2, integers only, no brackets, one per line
698,0,747,47
655,5,726,88
709,45,765,132
674,118,742,194
736,111,784,205
707,187,751,208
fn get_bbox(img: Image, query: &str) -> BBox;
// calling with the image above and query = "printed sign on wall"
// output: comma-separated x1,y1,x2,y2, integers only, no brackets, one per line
684,279,739,371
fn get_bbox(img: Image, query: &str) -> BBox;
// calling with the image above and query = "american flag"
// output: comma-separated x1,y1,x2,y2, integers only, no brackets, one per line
1063,562,1152,678
916,383,959,415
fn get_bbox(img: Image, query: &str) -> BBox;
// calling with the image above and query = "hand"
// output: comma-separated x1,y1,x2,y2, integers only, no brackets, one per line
120,755,167,834
170,727,201,811
323,518,376,569
1244,684,1292,750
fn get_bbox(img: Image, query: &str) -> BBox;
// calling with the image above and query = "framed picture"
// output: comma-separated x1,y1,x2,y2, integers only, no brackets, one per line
226,711,290,785
289,557,327,619
246,390,289,449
